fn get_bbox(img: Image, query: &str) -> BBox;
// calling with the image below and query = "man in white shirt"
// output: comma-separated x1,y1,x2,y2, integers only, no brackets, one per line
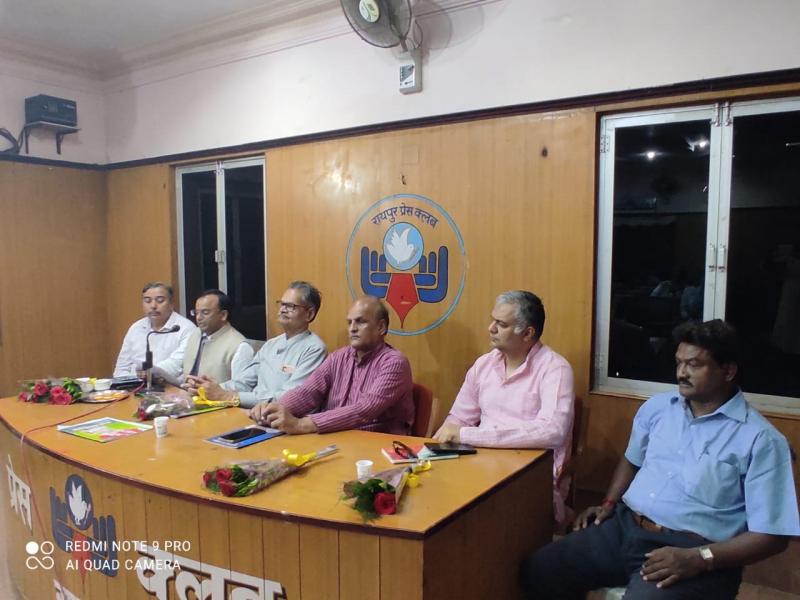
180,289,253,385
188,281,326,408
113,282,196,384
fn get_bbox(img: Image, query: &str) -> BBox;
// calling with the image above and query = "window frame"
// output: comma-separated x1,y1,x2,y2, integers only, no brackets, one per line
594,98,800,416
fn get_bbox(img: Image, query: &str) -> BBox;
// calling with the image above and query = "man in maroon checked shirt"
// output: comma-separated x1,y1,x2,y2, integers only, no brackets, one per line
249,296,414,435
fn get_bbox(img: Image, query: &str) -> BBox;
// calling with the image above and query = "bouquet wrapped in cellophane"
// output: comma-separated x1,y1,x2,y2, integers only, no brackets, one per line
342,462,430,520
203,445,338,497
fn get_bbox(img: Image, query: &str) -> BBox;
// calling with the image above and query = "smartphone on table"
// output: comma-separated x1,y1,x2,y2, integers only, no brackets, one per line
423,442,477,455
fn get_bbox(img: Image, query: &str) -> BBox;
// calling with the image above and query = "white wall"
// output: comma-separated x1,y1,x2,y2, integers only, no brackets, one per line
0,57,106,164
5,0,800,165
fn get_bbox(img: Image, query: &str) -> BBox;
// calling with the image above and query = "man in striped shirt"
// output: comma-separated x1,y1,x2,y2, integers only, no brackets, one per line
250,296,414,435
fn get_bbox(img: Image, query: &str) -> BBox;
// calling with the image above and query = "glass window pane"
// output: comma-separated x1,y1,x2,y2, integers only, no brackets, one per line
225,165,266,340
726,109,800,398
608,121,711,382
181,171,218,307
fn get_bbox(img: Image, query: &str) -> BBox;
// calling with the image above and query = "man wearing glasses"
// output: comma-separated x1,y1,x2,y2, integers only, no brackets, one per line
188,281,327,408
179,289,253,386
250,295,414,435
114,282,197,384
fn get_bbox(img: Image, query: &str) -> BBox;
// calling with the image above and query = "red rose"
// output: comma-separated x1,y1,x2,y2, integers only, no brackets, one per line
50,388,73,405
33,381,49,397
215,468,233,483
218,480,237,496
18,392,30,402
202,472,212,486
373,491,397,515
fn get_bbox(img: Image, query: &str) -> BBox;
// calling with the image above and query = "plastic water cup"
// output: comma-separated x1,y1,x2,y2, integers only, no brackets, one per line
355,459,373,479
154,416,169,438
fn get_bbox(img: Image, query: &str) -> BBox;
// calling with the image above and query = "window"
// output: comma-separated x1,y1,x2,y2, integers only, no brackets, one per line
177,157,266,340
595,98,800,414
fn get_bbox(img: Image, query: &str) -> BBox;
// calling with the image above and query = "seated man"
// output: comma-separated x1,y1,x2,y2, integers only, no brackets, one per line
181,289,253,385
433,290,575,524
114,282,196,384
188,281,327,408
250,296,414,435
521,320,800,600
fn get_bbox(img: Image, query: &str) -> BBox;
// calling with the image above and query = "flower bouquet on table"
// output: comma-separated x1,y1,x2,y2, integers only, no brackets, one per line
342,462,430,521
18,378,82,405
135,387,239,420
202,445,338,497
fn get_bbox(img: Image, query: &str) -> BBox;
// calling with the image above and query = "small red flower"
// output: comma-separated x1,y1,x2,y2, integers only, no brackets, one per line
215,468,233,483
373,491,396,515
18,392,30,402
218,480,237,496
50,388,73,405
33,381,49,397
202,472,212,486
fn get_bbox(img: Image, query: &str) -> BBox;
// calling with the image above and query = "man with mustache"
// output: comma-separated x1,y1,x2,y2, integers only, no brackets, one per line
521,320,800,600
433,290,575,524
249,295,413,435
114,282,196,384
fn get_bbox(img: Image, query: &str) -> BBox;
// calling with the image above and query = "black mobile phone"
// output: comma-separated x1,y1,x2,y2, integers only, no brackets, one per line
219,427,267,443
424,442,477,455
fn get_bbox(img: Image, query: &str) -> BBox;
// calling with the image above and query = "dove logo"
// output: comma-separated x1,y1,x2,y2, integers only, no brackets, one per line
50,474,119,577
384,223,424,270
346,193,466,336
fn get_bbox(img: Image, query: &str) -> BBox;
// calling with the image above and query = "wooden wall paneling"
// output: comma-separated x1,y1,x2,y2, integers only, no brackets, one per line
338,529,380,600
197,503,231,587
105,165,176,371
379,536,423,600
78,469,112,599
20,440,55,600
0,162,109,395
421,454,552,600
262,519,300,599
119,483,148,597
228,510,264,584
265,109,596,414
97,475,129,599
48,459,87,598
1,429,26,594
169,495,201,590
298,524,339,600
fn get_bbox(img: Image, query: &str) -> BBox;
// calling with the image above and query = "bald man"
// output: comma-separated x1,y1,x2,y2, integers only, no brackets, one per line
250,296,414,435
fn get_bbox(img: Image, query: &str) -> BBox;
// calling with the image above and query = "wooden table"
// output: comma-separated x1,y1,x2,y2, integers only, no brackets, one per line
1,395,553,600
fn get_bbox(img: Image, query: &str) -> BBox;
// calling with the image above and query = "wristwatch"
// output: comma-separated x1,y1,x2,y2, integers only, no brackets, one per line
698,546,714,571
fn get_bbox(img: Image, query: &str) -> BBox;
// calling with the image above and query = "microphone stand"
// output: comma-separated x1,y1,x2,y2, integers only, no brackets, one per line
142,325,180,393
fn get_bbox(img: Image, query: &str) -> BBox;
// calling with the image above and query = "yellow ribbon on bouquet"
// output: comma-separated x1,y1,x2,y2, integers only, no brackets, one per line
405,460,431,488
282,449,317,467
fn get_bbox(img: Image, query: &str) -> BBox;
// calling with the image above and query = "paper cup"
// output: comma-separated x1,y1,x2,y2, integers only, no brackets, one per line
154,416,169,438
355,459,373,479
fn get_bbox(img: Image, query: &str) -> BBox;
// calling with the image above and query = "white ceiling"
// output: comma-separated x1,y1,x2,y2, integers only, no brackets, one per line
0,0,339,77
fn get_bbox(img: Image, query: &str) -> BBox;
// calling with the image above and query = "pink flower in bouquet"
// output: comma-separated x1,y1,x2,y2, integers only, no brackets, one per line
33,381,49,397
215,468,233,483
18,392,30,403
373,491,397,515
49,386,73,405
202,472,212,486
218,480,237,496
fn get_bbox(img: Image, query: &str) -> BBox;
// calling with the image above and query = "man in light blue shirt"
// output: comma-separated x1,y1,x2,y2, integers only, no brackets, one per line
187,281,327,409
521,319,799,600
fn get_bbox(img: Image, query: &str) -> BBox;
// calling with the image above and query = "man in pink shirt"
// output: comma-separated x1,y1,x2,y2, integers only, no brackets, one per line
434,290,575,524
250,296,414,435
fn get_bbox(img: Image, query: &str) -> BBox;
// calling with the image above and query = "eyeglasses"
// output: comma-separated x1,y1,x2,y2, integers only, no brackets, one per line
392,440,418,460
275,301,310,312
190,309,217,317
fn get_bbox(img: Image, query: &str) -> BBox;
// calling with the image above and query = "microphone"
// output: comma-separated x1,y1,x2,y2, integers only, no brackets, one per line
142,325,181,392
142,325,181,371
